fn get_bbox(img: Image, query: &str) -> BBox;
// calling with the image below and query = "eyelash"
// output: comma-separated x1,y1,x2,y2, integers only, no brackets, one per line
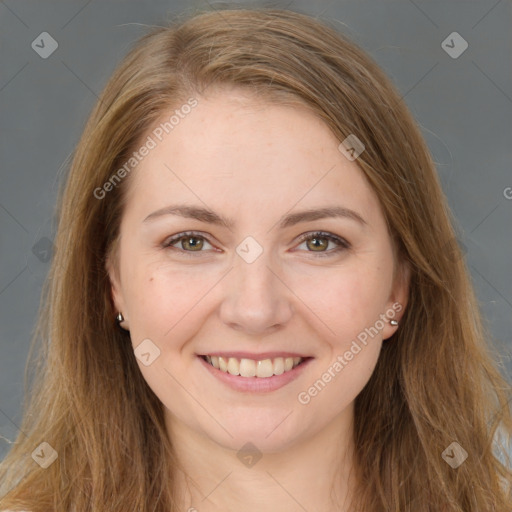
161,230,351,258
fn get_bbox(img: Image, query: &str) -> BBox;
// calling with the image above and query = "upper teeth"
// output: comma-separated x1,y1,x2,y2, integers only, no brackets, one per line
204,356,303,378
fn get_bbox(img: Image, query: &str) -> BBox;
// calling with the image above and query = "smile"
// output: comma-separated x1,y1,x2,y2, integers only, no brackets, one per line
200,355,305,378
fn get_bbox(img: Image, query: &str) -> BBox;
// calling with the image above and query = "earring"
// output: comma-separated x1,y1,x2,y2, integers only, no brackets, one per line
116,312,129,333
390,319,399,326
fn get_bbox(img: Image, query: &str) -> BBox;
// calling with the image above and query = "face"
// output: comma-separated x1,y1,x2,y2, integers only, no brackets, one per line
107,88,408,454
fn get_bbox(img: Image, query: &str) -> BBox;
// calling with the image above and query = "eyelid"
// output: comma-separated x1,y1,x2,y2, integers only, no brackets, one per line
295,231,350,249
161,230,351,257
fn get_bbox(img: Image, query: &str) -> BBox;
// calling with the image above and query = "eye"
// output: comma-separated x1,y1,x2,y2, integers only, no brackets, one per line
161,230,350,258
294,231,350,257
161,231,214,256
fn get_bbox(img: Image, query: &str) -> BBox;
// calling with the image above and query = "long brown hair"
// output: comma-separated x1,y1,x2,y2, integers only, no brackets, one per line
1,7,510,511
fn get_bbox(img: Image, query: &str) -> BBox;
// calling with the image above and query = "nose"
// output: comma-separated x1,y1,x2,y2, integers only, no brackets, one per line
218,252,294,336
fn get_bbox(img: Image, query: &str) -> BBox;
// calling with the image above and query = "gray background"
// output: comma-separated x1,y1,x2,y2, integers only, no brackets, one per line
1,0,511,462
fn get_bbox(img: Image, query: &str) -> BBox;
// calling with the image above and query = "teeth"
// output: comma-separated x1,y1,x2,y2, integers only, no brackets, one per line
256,359,273,378
227,357,240,376
240,358,256,377
203,355,304,378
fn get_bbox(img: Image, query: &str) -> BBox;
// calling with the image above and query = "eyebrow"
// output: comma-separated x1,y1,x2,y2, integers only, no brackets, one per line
143,204,367,230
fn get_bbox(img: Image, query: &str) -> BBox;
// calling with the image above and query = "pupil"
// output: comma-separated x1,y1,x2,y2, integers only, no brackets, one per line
186,237,202,250
310,237,326,251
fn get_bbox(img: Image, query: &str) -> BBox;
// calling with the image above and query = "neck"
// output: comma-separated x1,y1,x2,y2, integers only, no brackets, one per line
166,406,357,512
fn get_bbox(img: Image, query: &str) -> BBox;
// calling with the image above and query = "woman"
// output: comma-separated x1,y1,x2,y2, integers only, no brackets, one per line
1,7,510,512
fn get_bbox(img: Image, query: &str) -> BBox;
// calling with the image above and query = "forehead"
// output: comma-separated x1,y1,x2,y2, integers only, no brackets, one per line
122,90,381,226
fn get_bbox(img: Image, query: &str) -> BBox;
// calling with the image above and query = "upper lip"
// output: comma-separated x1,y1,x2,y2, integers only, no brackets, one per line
198,351,311,360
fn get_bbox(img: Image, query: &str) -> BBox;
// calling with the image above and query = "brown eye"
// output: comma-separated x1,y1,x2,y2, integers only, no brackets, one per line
306,235,329,252
162,231,214,256
180,235,204,251
296,231,350,257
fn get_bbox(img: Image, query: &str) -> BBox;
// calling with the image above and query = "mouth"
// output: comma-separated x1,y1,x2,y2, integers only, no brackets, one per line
199,354,309,378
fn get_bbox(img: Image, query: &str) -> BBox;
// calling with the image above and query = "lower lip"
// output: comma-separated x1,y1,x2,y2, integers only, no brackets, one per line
197,356,312,393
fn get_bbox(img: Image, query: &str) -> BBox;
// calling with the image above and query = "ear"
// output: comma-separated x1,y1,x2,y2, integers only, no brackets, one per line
381,259,410,341
105,245,128,328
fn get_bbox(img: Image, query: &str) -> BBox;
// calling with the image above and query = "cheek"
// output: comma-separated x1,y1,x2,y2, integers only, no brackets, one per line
299,338,381,417
123,261,222,354
290,261,392,344
294,265,388,409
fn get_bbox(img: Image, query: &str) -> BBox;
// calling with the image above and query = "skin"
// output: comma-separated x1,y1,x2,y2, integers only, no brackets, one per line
107,87,409,512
